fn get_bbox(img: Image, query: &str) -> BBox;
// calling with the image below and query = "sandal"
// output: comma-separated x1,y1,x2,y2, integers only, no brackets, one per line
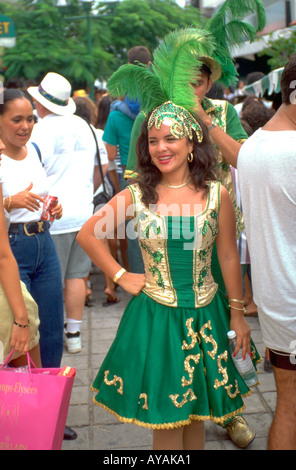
85,294,95,307
102,296,120,307
103,287,120,307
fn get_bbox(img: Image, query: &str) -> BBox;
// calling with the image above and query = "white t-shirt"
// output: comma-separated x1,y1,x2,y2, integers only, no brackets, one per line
30,114,108,234
0,143,49,224
238,129,296,353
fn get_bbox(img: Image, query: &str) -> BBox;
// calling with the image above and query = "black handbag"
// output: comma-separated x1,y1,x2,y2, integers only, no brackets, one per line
86,122,113,210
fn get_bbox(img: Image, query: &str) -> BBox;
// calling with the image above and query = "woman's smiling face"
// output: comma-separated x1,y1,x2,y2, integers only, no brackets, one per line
148,122,193,175
0,98,34,149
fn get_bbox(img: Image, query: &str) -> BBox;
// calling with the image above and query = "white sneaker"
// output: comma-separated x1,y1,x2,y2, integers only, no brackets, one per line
64,328,82,354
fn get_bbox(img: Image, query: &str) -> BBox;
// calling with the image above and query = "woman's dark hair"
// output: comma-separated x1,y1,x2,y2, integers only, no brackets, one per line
135,113,218,207
73,96,92,123
96,95,113,130
242,100,275,134
0,88,31,115
241,94,260,113
73,96,98,125
240,118,253,137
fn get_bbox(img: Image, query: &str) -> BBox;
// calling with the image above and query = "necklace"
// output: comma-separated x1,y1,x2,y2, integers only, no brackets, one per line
161,179,191,189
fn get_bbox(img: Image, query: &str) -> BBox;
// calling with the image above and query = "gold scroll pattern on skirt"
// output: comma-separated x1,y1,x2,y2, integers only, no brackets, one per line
169,318,240,408
102,318,241,413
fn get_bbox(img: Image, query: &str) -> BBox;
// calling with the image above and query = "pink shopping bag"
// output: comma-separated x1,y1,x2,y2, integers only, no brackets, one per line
0,350,76,450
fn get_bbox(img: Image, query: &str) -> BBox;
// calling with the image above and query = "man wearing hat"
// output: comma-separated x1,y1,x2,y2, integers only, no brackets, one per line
28,72,105,362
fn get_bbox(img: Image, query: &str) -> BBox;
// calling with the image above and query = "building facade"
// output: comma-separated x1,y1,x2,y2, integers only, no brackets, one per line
194,0,296,30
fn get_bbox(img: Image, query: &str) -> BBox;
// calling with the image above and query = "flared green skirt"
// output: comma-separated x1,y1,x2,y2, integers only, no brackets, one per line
92,290,260,430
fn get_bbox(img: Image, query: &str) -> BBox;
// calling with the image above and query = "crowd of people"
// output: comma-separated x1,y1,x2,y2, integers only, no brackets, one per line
0,25,295,451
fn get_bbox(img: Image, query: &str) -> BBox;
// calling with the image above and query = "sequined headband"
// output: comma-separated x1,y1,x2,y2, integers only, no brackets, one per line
38,85,69,107
147,101,203,142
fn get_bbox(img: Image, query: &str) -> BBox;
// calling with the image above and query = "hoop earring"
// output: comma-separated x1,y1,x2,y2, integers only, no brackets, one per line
187,153,194,163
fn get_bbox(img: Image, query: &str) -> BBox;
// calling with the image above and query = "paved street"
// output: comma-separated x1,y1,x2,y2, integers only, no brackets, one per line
61,269,276,451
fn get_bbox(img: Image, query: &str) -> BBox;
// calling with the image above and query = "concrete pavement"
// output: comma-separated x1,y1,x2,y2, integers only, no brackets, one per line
61,269,276,451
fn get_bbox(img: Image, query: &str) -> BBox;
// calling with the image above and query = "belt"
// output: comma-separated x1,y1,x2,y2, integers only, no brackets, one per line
9,220,49,236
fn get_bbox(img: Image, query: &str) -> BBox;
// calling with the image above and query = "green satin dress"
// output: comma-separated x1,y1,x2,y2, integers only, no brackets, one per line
92,181,260,430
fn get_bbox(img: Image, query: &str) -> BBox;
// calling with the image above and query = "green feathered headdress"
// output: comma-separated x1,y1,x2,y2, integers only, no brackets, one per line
107,28,216,141
106,0,266,139
107,27,215,117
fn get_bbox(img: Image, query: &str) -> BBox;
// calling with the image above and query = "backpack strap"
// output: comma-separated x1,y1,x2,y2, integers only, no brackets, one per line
31,142,44,166
85,121,107,194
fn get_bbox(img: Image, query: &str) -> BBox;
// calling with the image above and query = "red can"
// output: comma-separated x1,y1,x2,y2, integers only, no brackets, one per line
41,195,58,221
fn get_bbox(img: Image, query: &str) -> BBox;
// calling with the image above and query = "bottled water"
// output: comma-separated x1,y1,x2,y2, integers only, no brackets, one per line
227,330,258,387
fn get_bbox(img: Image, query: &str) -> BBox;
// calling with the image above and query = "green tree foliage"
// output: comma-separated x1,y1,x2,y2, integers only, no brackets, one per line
0,0,204,87
259,30,296,69
0,0,112,87
0,0,202,87
97,0,204,66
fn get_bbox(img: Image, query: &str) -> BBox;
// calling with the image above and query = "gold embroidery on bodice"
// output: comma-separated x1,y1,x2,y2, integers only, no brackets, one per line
128,182,220,308
205,99,244,238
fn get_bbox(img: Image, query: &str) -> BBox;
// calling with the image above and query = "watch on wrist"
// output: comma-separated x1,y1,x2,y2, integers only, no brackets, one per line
207,122,217,131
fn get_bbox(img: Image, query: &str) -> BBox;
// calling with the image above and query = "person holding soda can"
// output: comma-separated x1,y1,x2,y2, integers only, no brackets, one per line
41,195,59,222
0,88,64,370
0,134,41,368
0,88,77,440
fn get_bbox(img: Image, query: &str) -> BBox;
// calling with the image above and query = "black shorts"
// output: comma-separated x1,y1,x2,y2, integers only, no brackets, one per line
269,348,296,371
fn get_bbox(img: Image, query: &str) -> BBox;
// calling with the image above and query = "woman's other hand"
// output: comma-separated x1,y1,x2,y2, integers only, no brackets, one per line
10,323,30,355
117,272,146,296
11,182,44,212
229,314,251,359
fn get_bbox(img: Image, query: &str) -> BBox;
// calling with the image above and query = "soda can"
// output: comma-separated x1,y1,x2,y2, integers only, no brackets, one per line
41,195,58,222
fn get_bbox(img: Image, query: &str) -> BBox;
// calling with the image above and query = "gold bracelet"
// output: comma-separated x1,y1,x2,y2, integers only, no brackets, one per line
113,267,126,284
228,298,244,304
229,304,246,313
2,197,6,209
7,196,12,212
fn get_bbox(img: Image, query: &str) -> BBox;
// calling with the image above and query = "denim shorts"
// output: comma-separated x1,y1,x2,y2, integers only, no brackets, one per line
9,225,64,368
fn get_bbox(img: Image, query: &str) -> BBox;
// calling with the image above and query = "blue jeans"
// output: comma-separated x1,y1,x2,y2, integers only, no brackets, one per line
9,226,64,368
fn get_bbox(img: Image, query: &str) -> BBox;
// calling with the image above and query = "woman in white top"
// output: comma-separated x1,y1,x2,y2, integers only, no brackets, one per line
0,134,41,367
0,89,64,368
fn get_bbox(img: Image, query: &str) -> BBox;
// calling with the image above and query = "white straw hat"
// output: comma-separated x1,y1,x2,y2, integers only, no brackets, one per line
27,72,76,116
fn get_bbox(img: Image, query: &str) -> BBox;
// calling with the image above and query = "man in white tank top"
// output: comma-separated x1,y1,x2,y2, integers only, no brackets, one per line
238,55,296,450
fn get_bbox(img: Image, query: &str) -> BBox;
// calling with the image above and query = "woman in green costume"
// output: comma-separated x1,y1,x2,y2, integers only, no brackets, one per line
77,30,261,450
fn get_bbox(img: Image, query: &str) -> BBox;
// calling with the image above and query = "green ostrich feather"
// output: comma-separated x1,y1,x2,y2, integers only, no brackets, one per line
206,0,266,38
107,1,266,109
206,0,266,86
151,28,215,115
107,63,165,115
107,28,215,116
